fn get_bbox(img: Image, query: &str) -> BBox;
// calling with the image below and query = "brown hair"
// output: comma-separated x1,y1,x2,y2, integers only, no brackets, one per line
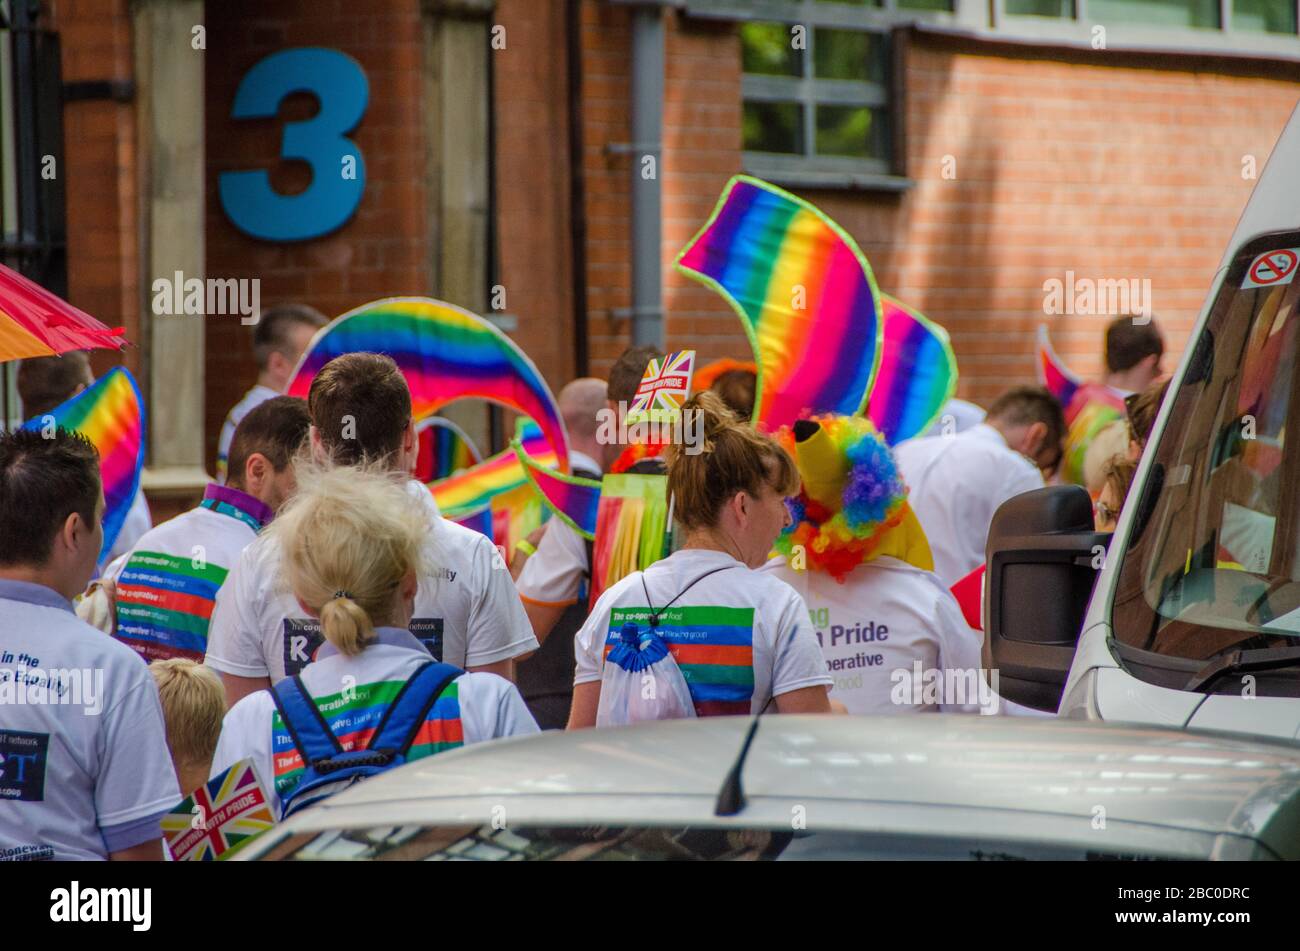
607,345,662,404
1125,378,1169,450
664,391,798,531
710,368,757,420
252,302,327,370
149,659,225,769
307,353,412,466
0,428,100,568
17,352,92,419
988,385,1067,452
1105,316,1163,373
226,396,311,490
1102,455,1138,511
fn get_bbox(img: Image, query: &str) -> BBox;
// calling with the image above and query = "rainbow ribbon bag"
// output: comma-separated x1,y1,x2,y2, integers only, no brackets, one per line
21,366,145,563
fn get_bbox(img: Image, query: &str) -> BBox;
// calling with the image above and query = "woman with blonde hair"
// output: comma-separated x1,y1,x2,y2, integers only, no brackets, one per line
567,391,832,728
210,463,538,817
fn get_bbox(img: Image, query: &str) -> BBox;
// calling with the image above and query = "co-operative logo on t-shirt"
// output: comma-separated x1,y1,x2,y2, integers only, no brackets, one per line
0,730,49,802
282,618,445,676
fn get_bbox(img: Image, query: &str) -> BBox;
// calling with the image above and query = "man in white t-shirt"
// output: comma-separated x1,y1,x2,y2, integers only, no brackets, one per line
895,386,1065,587
0,428,178,860
216,303,327,483
206,353,538,708
99,397,310,663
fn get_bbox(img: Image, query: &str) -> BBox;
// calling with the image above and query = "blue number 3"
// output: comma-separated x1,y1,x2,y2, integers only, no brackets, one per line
219,48,369,242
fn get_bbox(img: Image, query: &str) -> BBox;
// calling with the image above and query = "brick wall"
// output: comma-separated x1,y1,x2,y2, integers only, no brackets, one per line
203,0,430,471
578,6,1299,408
48,0,139,381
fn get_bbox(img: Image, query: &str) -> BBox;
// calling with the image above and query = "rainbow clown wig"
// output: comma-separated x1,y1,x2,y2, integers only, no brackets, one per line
773,414,933,583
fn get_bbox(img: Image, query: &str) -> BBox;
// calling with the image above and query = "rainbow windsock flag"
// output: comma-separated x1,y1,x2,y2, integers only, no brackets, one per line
161,758,275,861
515,439,602,540
676,176,882,431
430,419,556,519
1037,324,1082,416
286,297,569,473
21,366,144,562
868,295,958,445
626,349,696,424
414,416,481,483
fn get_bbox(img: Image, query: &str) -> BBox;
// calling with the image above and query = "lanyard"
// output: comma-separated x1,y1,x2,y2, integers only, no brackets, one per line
200,497,263,534
639,564,737,628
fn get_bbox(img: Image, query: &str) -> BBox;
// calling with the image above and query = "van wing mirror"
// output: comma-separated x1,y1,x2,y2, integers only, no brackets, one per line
984,485,1110,712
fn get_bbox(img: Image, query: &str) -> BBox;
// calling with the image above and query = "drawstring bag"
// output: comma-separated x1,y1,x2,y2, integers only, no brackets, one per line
596,620,697,727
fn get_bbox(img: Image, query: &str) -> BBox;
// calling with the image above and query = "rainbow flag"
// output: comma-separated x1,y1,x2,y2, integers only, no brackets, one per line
515,439,601,540
868,295,958,445
430,420,556,518
414,416,481,483
285,297,569,473
676,176,882,431
1037,324,1082,415
21,366,144,562
161,759,275,861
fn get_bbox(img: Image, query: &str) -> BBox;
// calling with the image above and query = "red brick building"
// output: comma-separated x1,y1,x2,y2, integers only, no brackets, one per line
4,0,1298,514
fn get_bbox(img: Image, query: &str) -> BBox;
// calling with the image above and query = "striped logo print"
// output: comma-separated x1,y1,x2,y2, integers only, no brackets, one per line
606,605,756,717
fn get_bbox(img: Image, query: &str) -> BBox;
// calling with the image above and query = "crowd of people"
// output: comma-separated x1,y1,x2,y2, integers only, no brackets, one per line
0,310,1171,860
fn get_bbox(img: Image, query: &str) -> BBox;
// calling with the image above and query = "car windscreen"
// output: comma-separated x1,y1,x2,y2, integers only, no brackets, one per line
254,824,1183,861
1111,229,1300,686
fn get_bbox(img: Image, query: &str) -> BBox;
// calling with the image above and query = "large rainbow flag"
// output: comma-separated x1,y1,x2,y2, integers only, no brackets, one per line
676,175,883,432
21,366,144,562
869,295,958,445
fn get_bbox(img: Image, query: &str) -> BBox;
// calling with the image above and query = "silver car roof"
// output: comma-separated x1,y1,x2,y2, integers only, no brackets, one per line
252,715,1300,860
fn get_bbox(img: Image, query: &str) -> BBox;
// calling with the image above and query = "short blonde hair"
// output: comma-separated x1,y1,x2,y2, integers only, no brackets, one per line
266,461,434,656
149,659,225,768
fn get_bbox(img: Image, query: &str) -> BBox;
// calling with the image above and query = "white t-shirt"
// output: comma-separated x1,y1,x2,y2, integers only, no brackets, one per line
212,627,539,817
574,548,832,717
761,556,985,715
216,384,278,484
0,580,180,861
205,481,538,682
107,485,272,663
894,423,1044,587
105,489,153,566
515,450,601,609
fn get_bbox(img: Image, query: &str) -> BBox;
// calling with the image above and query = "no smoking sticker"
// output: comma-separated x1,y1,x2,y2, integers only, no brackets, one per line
1243,248,1300,289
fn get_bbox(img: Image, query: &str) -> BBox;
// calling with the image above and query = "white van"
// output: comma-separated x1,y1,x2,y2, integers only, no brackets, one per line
986,102,1300,741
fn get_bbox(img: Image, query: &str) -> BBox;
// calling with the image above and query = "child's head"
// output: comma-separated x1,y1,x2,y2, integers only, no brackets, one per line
266,461,433,656
148,659,225,796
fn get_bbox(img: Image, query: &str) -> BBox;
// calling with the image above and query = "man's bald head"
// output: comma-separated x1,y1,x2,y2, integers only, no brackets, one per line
559,377,608,444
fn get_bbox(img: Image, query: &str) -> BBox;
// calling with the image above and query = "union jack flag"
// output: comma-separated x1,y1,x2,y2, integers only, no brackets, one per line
161,759,276,861
627,349,696,423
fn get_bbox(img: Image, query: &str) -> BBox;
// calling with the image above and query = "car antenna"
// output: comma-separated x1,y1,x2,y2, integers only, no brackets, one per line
713,695,775,817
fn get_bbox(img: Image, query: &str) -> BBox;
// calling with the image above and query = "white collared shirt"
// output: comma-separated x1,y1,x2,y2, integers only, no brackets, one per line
894,423,1044,587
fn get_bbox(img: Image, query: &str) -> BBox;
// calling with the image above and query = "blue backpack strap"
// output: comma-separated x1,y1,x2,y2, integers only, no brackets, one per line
368,661,463,757
270,675,342,766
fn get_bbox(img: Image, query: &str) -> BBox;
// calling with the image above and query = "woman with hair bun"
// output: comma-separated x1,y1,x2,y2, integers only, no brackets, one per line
567,391,832,729
210,463,538,817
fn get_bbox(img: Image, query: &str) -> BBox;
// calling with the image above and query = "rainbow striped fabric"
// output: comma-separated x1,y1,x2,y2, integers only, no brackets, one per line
271,678,464,798
161,758,275,861
285,297,569,473
868,295,958,445
415,416,481,483
1037,324,1082,413
605,605,756,717
430,420,556,518
115,552,228,662
676,176,882,431
515,439,601,539
21,366,144,563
